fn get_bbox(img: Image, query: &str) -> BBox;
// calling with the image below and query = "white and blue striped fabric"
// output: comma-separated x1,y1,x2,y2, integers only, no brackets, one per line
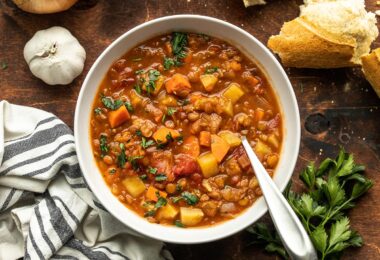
0,101,172,260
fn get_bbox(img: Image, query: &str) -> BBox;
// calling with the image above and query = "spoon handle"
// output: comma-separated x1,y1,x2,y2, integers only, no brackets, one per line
242,137,317,260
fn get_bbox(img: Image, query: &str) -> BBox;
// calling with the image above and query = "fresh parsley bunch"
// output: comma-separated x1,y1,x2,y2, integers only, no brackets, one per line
247,149,373,260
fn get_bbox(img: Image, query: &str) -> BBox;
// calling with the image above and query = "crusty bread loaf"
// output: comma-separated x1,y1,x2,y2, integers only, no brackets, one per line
361,48,380,98
268,0,378,68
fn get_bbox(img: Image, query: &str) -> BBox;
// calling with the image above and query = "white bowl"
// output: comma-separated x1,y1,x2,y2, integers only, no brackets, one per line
74,15,300,244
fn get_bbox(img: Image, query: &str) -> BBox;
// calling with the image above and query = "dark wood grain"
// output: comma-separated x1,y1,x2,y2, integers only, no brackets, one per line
1,0,379,259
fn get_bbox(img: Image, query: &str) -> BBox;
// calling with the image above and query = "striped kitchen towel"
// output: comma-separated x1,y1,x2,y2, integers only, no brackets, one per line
0,101,172,260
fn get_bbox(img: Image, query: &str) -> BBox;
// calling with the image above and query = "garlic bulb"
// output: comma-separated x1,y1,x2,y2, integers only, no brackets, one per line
12,0,78,14
24,26,86,85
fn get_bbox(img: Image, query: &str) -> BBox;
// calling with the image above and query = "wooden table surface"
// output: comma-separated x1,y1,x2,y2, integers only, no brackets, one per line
1,0,379,259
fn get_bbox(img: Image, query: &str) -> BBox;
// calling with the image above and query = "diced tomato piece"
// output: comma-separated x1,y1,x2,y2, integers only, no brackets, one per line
173,154,200,177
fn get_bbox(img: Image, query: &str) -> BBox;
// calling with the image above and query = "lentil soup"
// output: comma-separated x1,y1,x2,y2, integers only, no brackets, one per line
90,32,282,227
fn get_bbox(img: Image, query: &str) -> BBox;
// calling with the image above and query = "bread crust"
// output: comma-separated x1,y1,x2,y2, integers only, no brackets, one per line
268,18,358,68
361,48,380,98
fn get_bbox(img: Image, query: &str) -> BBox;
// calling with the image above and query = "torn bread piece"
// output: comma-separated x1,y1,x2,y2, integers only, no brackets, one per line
268,0,378,68
243,0,266,8
361,48,380,98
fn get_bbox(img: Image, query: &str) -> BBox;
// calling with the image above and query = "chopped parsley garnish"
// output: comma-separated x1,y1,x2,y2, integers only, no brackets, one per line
205,66,219,74
135,69,145,75
128,155,143,170
166,132,174,142
161,114,166,123
163,57,175,70
140,174,147,180
174,220,185,228
177,99,190,106
144,210,156,217
167,107,177,116
176,135,184,143
125,102,133,112
163,56,183,70
176,183,183,192
117,143,127,168
154,196,167,209
171,196,183,203
108,168,116,174
171,32,188,58
99,135,108,157
101,96,123,110
94,107,102,115
181,192,199,205
148,167,158,175
134,84,142,94
141,137,155,149
155,174,167,182
146,69,161,95
135,130,142,136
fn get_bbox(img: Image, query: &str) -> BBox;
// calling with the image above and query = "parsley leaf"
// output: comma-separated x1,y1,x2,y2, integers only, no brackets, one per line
154,195,167,209
140,174,147,180
94,107,102,115
171,32,188,58
128,155,143,170
134,84,142,94
144,210,156,217
174,220,185,228
99,135,108,157
141,137,155,149
148,167,158,175
135,130,142,136
125,102,134,112
163,57,175,70
155,174,167,182
167,107,177,116
177,99,190,106
247,148,373,259
145,69,161,95
204,66,219,74
181,192,198,205
117,143,127,168
101,96,123,110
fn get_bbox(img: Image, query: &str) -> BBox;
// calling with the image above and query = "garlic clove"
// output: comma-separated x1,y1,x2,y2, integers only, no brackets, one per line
24,26,86,85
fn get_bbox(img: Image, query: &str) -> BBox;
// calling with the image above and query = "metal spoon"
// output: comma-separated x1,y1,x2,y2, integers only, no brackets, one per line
241,137,317,260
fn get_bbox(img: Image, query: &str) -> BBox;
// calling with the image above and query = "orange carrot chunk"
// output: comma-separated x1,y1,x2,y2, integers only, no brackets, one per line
153,127,180,144
199,131,211,147
165,74,192,97
211,134,230,162
254,108,265,122
181,135,200,158
108,105,130,128
146,186,167,202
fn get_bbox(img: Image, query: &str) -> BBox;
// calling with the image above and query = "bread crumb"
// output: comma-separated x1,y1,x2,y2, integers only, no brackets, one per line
377,1,380,5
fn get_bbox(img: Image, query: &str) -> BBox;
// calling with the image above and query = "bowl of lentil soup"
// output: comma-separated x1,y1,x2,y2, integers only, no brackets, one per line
75,15,300,243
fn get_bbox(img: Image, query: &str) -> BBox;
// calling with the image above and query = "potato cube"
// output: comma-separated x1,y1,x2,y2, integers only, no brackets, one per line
222,83,244,104
156,204,179,220
218,130,241,147
255,140,271,159
200,74,218,92
197,152,219,178
180,207,204,226
122,176,146,198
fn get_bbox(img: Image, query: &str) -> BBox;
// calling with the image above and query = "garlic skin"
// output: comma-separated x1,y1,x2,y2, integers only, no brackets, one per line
24,26,86,85
12,0,78,14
